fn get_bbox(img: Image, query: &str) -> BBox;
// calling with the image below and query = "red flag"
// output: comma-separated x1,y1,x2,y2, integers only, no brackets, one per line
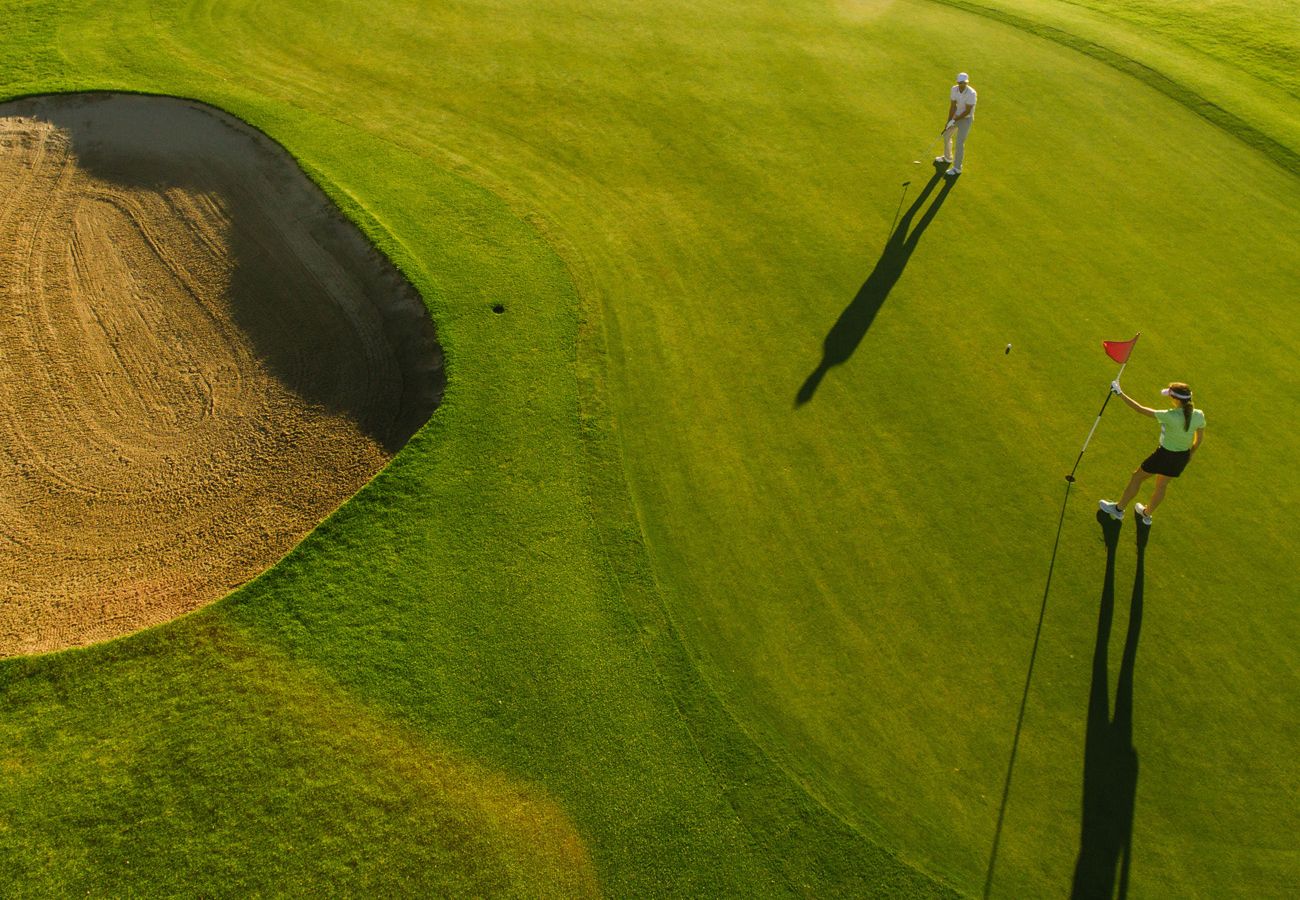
1102,334,1139,364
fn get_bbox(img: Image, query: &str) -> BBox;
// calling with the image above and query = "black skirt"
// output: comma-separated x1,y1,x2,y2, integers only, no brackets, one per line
1141,446,1191,477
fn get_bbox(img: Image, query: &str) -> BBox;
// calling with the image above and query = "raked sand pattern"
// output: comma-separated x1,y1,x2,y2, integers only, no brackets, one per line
0,94,442,656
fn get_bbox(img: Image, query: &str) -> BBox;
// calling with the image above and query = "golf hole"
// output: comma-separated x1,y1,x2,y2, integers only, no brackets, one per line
0,93,445,656
492,303,506,314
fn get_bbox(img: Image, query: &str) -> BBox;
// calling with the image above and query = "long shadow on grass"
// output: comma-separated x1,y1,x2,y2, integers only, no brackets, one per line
796,168,956,406
1071,514,1146,899
982,478,1073,898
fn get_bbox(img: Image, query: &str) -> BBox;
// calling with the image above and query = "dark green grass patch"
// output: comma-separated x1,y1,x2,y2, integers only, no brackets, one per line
0,620,600,897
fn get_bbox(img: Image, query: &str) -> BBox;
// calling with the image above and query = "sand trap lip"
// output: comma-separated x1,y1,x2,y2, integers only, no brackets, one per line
0,93,444,657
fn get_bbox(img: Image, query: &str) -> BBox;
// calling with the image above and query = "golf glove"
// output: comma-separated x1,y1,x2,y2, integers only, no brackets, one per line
1110,380,1123,396
945,120,955,131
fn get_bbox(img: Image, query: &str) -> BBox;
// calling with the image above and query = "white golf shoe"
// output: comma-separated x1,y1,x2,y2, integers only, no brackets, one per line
945,167,961,176
1098,500,1124,521
1135,503,1153,525
934,155,952,164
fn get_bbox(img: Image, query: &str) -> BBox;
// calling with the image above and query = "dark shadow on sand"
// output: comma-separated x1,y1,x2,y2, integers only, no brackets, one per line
796,167,957,406
1071,514,1146,899
2,92,443,454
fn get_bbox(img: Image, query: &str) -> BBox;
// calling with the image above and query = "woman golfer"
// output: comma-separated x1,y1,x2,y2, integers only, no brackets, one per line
1099,381,1205,525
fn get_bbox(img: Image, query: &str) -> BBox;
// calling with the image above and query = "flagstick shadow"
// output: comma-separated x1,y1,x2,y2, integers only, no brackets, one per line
795,168,956,406
982,478,1074,899
1071,515,1145,898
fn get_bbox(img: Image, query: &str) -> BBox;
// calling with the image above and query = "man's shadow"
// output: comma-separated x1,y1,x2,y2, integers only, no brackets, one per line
796,168,957,406
1071,514,1147,899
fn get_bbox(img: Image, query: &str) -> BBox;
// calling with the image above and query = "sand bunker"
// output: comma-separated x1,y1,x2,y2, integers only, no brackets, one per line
0,94,443,656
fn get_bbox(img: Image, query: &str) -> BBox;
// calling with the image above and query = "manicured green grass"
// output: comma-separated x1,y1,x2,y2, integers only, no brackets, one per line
2,1,1297,897
1023,0,1300,91
934,0,1300,159
1,619,602,896
576,2,1300,894
570,2,1300,896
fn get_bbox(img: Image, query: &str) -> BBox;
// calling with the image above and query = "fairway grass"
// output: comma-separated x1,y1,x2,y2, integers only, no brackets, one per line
3,1,1298,897
931,0,1300,162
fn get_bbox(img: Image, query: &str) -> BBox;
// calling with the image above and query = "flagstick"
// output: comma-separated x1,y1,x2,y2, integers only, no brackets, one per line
1065,333,1141,483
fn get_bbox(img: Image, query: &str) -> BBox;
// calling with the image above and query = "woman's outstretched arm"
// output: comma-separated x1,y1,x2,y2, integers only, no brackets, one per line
1111,381,1157,417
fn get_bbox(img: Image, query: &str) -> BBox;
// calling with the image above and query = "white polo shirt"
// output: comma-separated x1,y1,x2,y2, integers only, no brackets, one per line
951,84,977,119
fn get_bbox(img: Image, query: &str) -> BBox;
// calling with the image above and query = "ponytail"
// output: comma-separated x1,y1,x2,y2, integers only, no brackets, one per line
1169,381,1194,431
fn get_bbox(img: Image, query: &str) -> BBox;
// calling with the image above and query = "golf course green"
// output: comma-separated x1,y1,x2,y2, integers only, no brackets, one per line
2,1,1297,896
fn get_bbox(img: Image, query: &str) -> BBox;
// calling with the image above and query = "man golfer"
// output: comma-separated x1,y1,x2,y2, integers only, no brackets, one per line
936,72,976,176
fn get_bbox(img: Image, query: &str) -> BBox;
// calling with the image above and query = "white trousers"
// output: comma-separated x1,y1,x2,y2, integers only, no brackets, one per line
944,118,973,170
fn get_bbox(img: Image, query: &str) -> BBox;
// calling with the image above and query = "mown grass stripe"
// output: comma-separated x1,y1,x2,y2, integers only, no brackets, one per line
576,289,957,897
927,0,1300,175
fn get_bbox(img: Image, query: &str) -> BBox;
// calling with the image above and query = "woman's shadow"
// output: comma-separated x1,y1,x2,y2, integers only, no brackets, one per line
796,168,957,406
1072,514,1148,899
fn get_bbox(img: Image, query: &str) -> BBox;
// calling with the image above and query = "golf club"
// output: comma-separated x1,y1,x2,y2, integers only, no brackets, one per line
912,123,954,164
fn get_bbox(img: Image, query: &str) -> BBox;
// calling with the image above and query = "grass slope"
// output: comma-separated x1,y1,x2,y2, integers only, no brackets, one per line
981,0,1300,95
2,1,1297,898
931,0,1300,161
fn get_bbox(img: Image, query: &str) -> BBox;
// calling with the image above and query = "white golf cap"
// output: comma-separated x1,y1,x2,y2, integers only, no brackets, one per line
956,72,969,83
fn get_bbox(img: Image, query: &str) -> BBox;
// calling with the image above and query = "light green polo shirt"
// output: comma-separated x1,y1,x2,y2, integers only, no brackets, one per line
1155,406,1206,451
